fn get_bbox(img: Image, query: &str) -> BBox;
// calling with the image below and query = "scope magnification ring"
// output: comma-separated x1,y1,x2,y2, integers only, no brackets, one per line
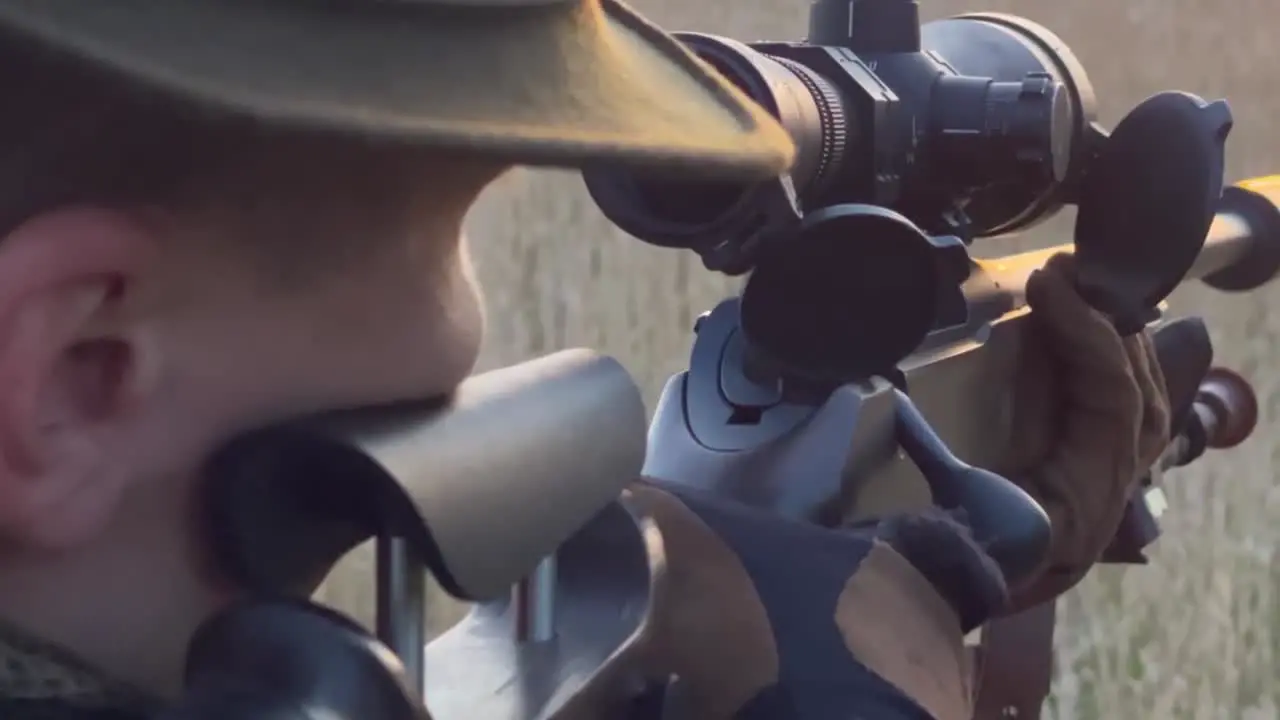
772,56,848,196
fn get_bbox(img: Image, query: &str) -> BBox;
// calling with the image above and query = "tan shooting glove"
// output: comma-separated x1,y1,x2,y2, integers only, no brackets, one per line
592,481,1004,720
1001,253,1171,611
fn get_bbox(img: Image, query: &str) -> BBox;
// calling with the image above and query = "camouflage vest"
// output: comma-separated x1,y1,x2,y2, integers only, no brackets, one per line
0,621,156,720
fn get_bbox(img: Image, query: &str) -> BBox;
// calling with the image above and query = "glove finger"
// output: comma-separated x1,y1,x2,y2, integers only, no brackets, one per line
1141,332,1172,466
1026,257,1143,449
1004,318,1057,473
1121,333,1157,454
1125,332,1172,467
1027,256,1132,385
1020,255,1144,591
872,508,1008,632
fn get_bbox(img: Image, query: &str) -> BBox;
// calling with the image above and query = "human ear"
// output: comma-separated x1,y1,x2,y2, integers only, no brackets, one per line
0,207,157,548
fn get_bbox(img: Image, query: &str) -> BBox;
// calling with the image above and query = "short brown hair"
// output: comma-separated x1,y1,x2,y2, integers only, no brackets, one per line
0,30,484,287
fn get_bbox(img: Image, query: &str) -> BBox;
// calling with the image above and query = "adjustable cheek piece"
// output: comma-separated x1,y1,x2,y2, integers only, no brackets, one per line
194,349,648,707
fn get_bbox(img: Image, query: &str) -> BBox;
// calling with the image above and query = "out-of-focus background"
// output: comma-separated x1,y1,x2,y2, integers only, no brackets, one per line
319,2,1280,717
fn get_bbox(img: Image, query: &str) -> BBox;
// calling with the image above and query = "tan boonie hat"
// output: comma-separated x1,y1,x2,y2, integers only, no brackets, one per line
0,0,794,179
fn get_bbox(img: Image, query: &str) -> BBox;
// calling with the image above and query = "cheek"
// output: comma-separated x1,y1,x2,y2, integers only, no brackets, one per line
427,251,486,388
323,252,486,404
178,245,488,437
110,249,488,495
441,246,486,372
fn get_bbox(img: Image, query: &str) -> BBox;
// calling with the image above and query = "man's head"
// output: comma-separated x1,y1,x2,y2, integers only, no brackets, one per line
0,32,508,543
0,33,511,695
0,0,793,698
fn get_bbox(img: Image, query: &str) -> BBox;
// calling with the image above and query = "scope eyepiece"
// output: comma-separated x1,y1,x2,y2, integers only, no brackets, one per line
584,33,851,275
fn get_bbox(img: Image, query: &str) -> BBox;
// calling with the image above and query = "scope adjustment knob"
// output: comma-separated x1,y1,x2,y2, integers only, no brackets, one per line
740,204,969,384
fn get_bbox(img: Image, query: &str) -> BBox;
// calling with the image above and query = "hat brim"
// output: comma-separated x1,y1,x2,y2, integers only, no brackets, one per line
0,0,795,178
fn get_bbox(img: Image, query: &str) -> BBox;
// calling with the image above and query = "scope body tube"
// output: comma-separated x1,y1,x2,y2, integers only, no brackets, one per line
970,178,1280,310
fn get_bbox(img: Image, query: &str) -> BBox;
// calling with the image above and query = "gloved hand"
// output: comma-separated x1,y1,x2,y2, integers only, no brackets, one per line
618,480,1005,720
1000,253,1171,611
163,599,429,720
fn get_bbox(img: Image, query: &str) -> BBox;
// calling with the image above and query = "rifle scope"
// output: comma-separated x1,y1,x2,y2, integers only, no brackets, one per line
586,0,1231,382
585,1,1094,275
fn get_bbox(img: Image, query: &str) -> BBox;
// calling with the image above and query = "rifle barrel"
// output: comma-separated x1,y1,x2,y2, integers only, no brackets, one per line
972,175,1280,309
1190,210,1254,280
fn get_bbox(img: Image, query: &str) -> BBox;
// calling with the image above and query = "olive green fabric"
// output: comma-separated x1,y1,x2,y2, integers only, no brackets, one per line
0,0,794,177
0,620,155,719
